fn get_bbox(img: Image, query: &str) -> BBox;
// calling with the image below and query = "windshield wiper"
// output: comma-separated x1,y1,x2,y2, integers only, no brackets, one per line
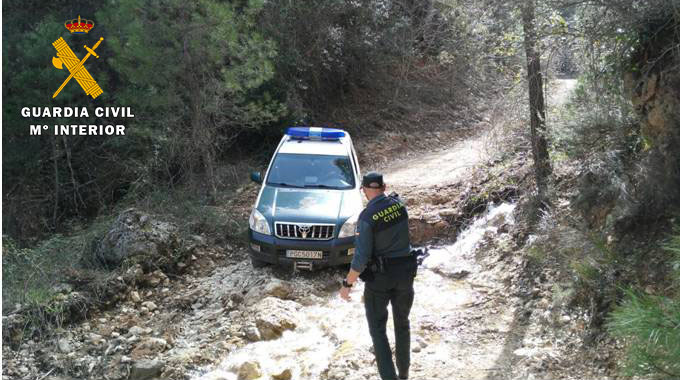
268,182,304,188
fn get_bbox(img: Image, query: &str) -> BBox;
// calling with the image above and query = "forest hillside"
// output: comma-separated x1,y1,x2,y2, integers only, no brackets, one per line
2,1,679,379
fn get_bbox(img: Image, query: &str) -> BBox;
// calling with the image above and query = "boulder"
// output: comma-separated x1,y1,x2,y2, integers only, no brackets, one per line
129,359,164,380
141,301,158,312
272,369,292,380
57,338,72,353
92,209,182,271
131,338,168,358
128,326,151,336
438,208,458,218
130,291,142,303
237,361,262,380
263,279,293,299
244,326,261,342
143,271,168,288
127,264,145,282
89,333,105,345
253,297,299,340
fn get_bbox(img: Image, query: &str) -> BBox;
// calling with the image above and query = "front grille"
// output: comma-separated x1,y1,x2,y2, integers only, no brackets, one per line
275,222,335,240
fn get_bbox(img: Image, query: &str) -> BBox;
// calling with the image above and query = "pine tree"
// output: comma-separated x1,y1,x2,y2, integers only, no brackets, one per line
100,0,283,199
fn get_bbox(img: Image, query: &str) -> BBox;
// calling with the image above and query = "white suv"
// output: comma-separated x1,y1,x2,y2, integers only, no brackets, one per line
248,127,363,270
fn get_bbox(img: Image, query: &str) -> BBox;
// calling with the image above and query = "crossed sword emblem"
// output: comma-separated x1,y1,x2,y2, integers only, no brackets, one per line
52,37,104,99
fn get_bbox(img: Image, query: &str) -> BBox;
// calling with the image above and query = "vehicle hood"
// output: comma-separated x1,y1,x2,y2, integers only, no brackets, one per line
257,186,363,225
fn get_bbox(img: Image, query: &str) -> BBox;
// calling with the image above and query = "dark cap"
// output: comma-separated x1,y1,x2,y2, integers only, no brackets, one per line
362,171,384,188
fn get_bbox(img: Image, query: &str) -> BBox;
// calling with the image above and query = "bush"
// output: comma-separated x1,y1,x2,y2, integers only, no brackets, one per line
607,227,680,379
2,219,111,310
549,75,639,160
608,290,680,378
134,187,246,241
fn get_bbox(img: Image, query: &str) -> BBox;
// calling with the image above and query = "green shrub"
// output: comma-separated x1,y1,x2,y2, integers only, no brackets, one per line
2,219,111,310
608,227,680,379
549,75,639,160
135,187,246,241
608,290,680,378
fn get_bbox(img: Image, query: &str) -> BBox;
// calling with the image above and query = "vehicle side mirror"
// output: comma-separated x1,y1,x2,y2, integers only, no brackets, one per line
250,171,262,184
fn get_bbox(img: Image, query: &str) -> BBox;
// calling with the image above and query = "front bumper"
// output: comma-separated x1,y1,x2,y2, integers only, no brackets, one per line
248,229,355,269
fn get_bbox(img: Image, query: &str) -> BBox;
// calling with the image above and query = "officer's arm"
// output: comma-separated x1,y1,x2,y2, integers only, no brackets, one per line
348,219,373,284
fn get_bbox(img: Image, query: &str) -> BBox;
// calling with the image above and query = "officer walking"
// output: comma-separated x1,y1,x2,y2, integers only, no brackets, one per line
340,172,415,380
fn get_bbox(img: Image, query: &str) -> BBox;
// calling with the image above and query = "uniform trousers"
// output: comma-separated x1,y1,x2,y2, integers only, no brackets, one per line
363,258,416,380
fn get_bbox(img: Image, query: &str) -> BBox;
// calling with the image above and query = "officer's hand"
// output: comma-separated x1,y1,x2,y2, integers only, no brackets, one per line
340,286,352,301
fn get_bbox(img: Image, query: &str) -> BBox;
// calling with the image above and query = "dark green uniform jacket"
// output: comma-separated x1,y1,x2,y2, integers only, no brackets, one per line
351,193,411,273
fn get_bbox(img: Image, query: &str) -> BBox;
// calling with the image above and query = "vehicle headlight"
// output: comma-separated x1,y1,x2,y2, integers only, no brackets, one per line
249,208,271,235
338,214,359,238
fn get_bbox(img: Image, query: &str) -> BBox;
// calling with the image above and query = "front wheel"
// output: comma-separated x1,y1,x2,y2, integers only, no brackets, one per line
250,257,268,268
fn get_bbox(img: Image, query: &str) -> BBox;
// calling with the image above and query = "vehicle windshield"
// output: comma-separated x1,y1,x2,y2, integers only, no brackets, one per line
266,153,355,190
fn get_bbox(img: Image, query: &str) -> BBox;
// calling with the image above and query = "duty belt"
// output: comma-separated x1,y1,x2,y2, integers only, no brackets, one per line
385,255,416,265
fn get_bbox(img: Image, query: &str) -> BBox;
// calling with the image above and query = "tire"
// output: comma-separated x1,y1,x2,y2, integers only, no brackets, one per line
250,257,268,268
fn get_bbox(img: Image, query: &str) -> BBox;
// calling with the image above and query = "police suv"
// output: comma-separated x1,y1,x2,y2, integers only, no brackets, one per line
248,127,363,270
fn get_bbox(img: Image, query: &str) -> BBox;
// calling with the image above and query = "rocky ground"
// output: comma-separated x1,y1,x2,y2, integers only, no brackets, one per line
3,80,624,380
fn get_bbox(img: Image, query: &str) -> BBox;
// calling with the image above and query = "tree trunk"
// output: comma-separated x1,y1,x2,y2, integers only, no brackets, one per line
521,0,551,203
189,80,217,203
62,136,83,212
52,136,60,229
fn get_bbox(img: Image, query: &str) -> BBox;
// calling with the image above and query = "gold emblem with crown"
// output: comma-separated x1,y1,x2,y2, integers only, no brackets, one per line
64,15,94,34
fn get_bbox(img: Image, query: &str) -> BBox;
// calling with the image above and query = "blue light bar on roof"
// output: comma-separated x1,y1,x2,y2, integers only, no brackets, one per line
286,127,346,141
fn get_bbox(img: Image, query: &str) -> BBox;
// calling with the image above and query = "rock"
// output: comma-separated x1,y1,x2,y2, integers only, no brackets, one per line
438,208,458,218
254,298,299,340
142,301,158,311
230,292,244,305
130,359,164,380
52,282,74,294
272,369,292,380
245,326,261,342
187,234,207,249
434,220,449,230
433,267,470,280
244,289,264,307
92,208,182,271
237,361,262,380
57,338,72,353
263,279,293,299
142,337,167,350
89,333,105,345
144,271,168,287
128,326,151,336
131,338,168,357
498,223,509,233
648,105,666,129
127,264,145,282
130,291,142,303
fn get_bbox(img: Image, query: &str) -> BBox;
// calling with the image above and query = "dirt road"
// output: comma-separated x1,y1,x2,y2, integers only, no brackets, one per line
185,79,593,380
187,106,528,380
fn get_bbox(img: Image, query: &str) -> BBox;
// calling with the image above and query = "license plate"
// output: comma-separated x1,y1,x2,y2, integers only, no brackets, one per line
286,250,323,259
